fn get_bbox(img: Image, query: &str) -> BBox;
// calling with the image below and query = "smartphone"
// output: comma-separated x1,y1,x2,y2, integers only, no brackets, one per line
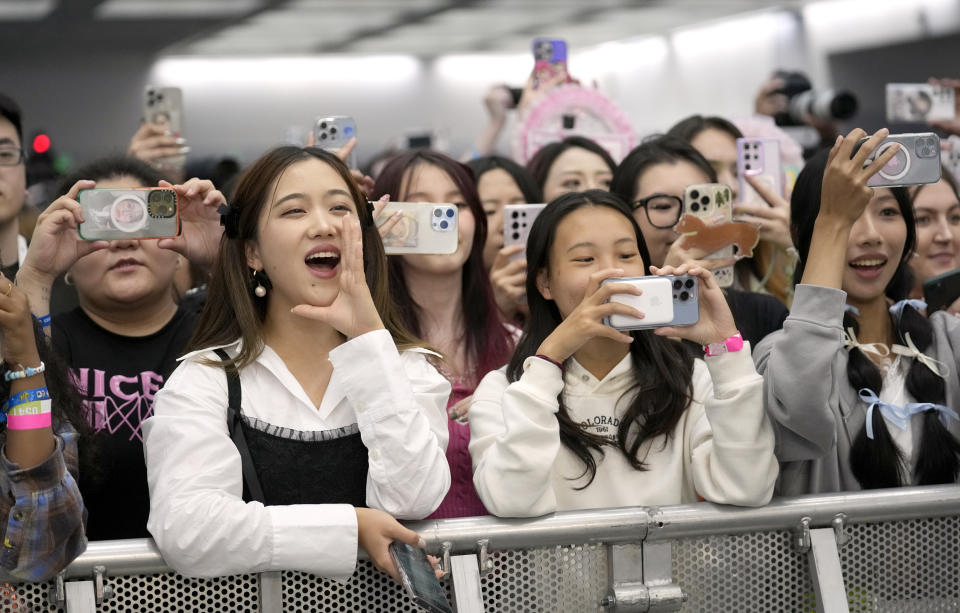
378,202,459,255
737,138,782,204
314,116,357,168
682,183,735,288
143,86,185,171
503,203,547,262
78,187,180,241
602,275,699,331
388,541,452,613
886,83,956,123
924,268,960,314
855,132,941,188
532,37,569,87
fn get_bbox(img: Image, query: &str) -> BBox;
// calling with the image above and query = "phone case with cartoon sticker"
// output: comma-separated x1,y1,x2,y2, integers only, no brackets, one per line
377,202,459,255
681,184,735,288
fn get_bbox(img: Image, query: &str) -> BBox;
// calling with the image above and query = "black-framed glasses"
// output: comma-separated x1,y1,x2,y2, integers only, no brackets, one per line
0,147,24,167
632,194,682,229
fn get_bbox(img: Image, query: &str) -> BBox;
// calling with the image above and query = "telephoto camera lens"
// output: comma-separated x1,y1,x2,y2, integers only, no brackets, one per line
680,291,690,301
685,279,694,289
673,280,683,290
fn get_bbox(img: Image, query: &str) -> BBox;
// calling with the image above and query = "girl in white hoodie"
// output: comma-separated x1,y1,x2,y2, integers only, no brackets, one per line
469,190,777,517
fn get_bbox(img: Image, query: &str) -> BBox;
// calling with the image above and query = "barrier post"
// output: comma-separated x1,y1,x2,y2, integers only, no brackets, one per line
259,571,283,613
63,579,96,612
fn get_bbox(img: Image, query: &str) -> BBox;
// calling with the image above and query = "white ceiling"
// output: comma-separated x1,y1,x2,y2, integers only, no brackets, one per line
157,0,810,57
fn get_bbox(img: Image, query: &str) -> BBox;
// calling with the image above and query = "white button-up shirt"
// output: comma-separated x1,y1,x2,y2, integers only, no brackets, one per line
142,330,451,581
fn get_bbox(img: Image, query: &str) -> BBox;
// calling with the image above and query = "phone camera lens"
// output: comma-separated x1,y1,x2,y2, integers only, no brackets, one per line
320,122,327,129
673,280,682,290
440,220,449,229
434,209,442,217
446,208,455,218
685,278,694,289
690,190,700,199
320,133,328,140
511,221,519,229
700,196,709,206
512,232,520,240
512,211,519,218
745,164,752,170
691,203,700,212
330,127,337,134
680,291,690,301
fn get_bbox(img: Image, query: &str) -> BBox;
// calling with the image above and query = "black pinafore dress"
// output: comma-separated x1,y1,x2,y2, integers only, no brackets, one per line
215,349,368,506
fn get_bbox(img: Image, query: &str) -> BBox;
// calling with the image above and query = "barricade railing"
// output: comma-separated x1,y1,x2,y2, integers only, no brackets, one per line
3,485,958,612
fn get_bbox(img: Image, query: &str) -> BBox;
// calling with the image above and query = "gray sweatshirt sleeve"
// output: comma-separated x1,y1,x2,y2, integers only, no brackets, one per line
753,284,848,462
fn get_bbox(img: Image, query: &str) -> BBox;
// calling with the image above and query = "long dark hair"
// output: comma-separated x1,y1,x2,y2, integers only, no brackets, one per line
526,136,617,192
372,150,514,380
792,149,959,487
466,155,543,204
667,114,743,143
188,147,421,369
507,190,696,486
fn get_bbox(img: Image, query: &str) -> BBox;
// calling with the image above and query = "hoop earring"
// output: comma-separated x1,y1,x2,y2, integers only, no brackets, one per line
251,269,271,298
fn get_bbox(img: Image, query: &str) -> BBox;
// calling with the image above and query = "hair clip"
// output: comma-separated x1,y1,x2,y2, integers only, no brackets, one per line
843,327,890,358
889,298,928,321
891,332,949,379
858,388,910,440
218,203,240,239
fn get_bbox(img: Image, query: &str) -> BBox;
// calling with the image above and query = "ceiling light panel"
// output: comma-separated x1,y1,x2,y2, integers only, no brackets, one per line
96,0,261,19
0,0,56,20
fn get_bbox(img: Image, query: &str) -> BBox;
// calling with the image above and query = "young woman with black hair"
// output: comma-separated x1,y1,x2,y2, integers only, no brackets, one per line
468,190,777,516
526,136,617,203
610,136,788,346
754,129,960,494
466,155,542,321
143,147,449,582
0,278,87,580
373,151,515,519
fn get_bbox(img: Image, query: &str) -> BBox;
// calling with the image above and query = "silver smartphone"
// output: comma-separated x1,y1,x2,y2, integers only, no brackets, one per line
503,203,546,262
602,274,699,331
856,132,941,188
78,187,180,241
143,86,185,171
378,202,459,255
314,116,357,168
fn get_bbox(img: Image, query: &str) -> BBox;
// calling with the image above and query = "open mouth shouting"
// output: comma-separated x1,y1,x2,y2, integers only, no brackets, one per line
305,244,341,279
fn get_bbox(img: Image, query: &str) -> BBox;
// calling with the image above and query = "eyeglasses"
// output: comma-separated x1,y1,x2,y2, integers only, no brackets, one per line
632,194,683,229
0,148,24,167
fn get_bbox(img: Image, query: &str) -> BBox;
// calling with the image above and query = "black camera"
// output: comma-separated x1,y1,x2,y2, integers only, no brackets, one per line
772,71,858,127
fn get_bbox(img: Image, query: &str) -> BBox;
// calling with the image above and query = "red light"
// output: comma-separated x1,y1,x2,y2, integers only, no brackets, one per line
33,134,51,154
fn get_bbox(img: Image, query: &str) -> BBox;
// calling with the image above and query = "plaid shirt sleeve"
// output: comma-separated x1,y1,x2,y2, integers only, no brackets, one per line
0,421,87,581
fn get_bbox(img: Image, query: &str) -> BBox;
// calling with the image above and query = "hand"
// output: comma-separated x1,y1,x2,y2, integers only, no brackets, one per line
484,84,513,121
489,245,527,319
128,121,188,164
945,295,960,317
928,77,960,136
536,269,641,363
818,128,900,227
517,72,567,115
290,213,384,338
155,178,225,270
19,180,109,285
650,264,738,346
0,276,40,367
754,76,788,117
733,175,793,249
370,195,402,239
664,239,740,272
355,507,428,584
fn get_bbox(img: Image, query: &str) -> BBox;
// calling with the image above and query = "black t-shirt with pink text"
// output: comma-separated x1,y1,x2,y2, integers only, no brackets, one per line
52,299,200,540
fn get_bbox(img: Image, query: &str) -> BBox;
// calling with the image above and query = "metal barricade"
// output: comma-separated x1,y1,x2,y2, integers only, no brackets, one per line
2,485,958,612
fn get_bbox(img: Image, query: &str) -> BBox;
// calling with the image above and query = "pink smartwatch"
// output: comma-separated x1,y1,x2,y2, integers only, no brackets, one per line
704,332,744,358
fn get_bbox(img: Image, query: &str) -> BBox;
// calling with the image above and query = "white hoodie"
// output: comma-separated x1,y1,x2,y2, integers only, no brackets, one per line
469,346,777,517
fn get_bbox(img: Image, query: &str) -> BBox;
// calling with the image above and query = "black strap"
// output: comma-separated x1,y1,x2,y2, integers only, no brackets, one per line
214,349,266,503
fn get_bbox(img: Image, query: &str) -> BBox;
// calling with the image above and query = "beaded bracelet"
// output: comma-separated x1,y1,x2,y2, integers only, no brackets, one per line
3,362,45,382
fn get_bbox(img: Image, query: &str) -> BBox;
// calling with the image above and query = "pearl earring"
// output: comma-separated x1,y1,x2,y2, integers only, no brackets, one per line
251,269,270,298
254,284,267,298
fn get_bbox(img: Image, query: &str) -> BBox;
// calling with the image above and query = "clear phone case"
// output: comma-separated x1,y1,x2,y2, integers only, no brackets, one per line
78,188,180,241
858,132,942,188
315,116,357,168
378,202,459,255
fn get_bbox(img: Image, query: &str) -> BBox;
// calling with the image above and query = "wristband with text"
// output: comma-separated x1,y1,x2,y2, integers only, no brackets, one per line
704,332,744,358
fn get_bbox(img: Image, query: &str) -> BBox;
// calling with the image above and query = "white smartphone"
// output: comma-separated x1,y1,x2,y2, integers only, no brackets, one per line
886,83,956,123
681,183,734,288
503,203,546,262
602,275,699,331
737,137,782,204
315,116,357,168
378,202,459,255
143,86,185,171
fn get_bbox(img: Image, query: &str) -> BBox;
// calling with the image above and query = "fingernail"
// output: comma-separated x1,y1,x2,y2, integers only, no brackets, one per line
164,130,173,136
417,537,426,549
179,146,191,154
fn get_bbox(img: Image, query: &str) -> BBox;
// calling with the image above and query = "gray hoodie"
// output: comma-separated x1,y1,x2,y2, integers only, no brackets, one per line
753,284,960,495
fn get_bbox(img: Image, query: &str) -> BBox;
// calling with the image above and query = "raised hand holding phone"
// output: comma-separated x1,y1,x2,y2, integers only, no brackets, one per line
290,212,385,339
155,178,225,271
535,268,641,364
